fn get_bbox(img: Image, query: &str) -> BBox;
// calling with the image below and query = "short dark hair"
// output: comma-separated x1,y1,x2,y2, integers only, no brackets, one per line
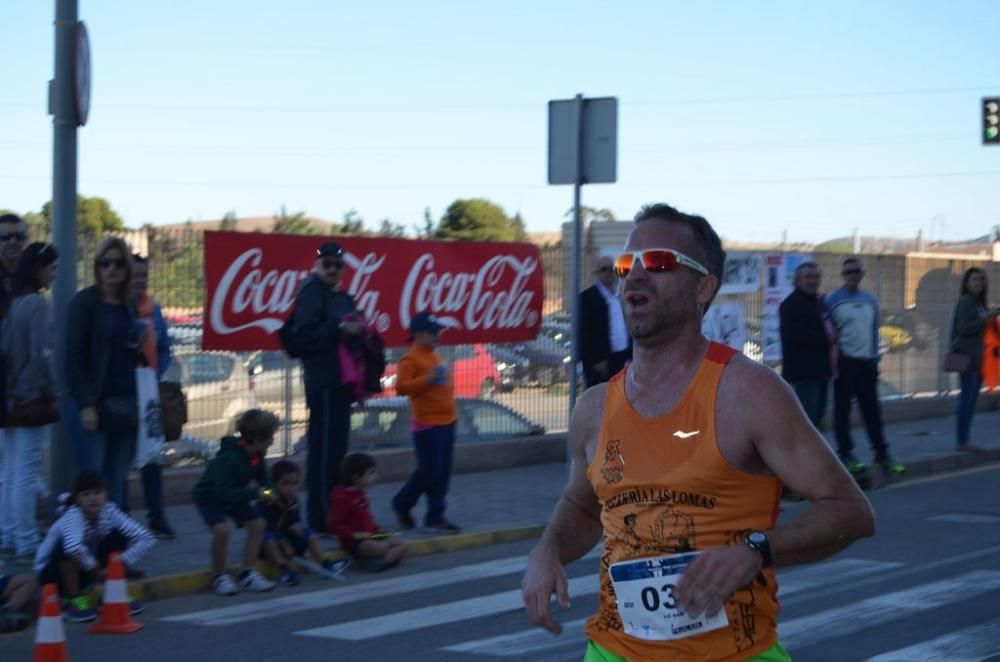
271,459,300,484
13,242,59,296
132,253,148,265
842,257,861,268
633,203,726,308
0,213,24,226
339,452,376,487
72,470,105,495
794,261,819,278
235,409,280,442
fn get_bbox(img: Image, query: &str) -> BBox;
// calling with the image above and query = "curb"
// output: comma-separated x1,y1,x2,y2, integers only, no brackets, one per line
133,524,546,603
128,450,1000,605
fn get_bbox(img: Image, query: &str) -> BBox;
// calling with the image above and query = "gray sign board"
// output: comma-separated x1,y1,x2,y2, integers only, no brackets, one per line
548,96,618,185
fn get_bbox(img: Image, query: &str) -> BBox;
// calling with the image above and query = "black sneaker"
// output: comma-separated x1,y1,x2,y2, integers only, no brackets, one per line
149,516,177,540
279,568,300,587
394,508,416,530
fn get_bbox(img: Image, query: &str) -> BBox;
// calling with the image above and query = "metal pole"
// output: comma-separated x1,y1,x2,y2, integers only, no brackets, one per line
282,354,293,456
568,93,584,418
50,0,79,497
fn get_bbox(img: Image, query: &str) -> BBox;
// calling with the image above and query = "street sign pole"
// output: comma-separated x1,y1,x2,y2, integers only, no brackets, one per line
569,93,584,417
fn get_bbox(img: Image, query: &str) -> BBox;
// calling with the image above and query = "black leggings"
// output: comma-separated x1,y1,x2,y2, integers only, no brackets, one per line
38,530,128,594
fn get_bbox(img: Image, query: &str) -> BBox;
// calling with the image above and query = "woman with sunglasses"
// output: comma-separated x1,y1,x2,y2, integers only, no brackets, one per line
949,267,1000,453
0,242,59,560
65,237,147,509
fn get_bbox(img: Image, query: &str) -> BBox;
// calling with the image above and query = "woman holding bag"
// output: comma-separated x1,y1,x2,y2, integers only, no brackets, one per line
949,267,1000,453
0,242,59,559
65,237,146,509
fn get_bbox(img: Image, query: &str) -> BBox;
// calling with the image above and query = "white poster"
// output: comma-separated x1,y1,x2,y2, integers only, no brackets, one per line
719,252,762,295
703,301,745,354
762,253,811,362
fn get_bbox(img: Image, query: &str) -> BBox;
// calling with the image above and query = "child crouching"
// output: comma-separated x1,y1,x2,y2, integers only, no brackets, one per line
328,453,408,572
34,471,155,622
263,460,351,585
193,409,279,596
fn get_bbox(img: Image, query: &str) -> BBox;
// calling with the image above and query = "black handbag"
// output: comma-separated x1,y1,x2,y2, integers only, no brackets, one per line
7,395,60,428
98,395,138,433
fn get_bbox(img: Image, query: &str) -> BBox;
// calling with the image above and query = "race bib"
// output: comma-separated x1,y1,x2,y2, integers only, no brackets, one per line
609,552,729,641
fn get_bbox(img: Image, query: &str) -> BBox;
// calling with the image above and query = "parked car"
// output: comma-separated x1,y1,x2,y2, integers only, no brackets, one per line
348,397,545,449
504,336,571,387
246,350,305,404
378,344,503,399
486,344,531,390
163,349,255,441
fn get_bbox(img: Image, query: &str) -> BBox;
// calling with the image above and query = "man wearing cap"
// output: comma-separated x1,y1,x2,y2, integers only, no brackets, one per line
390,312,461,534
579,255,632,388
282,242,364,532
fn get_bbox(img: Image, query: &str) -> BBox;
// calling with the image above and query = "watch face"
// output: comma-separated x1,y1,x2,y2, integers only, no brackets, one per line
748,532,766,545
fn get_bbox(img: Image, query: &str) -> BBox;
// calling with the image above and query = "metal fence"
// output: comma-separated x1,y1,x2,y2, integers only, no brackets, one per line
45,225,998,462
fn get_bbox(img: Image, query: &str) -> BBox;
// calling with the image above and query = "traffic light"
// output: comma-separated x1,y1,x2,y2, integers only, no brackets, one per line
985,97,1000,145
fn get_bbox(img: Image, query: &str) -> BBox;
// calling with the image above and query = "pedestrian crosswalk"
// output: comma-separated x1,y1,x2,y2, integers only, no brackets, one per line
161,549,1000,661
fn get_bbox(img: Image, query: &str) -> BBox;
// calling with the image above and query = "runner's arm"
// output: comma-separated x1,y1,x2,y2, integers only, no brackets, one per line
744,364,876,566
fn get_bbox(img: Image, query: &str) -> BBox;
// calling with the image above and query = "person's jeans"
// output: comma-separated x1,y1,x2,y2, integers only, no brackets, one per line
0,426,48,554
62,396,96,472
305,384,352,532
956,370,983,445
90,428,137,510
141,462,165,521
790,380,829,429
392,423,456,526
833,357,889,462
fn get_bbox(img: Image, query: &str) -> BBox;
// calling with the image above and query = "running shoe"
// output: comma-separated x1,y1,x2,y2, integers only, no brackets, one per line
212,573,241,596
63,595,97,623
240,569,275,592
877,458,907,476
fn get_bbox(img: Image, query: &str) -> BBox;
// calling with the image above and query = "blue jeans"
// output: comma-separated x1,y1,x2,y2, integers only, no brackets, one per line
62,396,95,472
956,370,982,445
305,384,352,532
393,423,456,526
791,380,828,429
90,428,137,510
0,426,48,554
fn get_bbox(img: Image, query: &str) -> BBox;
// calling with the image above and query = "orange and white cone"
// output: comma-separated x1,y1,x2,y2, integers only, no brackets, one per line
88,552,143,634
34,583,69,662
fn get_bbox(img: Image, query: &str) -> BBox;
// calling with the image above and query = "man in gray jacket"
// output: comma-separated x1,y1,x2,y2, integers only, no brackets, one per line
282,243,363,532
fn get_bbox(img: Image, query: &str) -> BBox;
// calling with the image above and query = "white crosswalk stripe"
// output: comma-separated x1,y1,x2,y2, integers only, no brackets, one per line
294,574,597,640
441,557,901,656
779,570,1000,649
162,548,600,627
865,618,1000,661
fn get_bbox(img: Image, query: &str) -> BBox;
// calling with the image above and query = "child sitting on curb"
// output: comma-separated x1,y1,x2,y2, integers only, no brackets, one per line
0,570,37,632
328,453,409,572
263,460,351,586
192,409,279,596
34,471,154,622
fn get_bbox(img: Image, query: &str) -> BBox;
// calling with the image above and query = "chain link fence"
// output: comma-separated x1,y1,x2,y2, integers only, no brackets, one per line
48,226,996,463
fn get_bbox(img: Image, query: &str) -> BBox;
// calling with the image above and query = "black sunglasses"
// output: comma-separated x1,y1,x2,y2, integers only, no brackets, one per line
595,266,613,274
98,258,128,270
0,232,27,242
320,258,344,270
842,268,863,276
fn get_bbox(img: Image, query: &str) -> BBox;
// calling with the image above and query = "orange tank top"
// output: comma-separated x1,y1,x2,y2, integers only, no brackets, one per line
584,343,782,662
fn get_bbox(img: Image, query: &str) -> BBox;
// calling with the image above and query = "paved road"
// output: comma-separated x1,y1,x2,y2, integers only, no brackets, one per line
3,464,1000,661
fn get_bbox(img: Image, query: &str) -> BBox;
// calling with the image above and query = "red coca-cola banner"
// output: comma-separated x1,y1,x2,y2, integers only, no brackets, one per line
202,231,544,350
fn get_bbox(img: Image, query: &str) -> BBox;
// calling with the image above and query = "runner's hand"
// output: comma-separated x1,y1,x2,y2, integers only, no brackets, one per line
675,544,762,619
521,550,571,634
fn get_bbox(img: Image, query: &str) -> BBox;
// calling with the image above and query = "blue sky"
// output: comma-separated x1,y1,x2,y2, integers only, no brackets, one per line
2,1,999,244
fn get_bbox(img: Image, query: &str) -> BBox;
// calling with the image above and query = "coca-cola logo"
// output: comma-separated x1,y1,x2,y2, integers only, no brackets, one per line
205,236,542,347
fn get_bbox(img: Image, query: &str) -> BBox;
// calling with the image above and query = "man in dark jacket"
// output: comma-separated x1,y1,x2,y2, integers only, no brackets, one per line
579,255,632,387
0,214,28,318
779,262,837,428
282,242,363,532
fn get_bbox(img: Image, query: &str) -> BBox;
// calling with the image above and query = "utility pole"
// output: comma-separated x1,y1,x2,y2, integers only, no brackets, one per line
50,0,86,495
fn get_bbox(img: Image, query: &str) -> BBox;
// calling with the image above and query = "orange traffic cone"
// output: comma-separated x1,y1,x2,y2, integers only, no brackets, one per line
34,583,69,662
88,553,143,634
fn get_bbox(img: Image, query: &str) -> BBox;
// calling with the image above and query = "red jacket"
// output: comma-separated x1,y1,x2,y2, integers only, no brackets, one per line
327,486,379,551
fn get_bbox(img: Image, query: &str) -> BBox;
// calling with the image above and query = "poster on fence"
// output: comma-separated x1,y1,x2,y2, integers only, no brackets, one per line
702,301,745,353
762,252,812,362
202,232,544,351
719,252,762,295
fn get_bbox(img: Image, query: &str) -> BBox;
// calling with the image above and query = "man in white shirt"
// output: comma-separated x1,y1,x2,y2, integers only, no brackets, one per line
579,255,632,387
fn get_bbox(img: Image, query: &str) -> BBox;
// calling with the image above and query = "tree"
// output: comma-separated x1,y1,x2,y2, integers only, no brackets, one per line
564,206,617,224
272,205,318,235
435,198,526,242
377,218,408,238
414,206,436,239
341,209,365,236
512,212,526,239
40,194,126,238
219,210,238,231
149,220,203,309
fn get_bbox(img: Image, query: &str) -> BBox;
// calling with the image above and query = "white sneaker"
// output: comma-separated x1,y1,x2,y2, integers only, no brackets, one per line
241,570,275,592
213,573,240,596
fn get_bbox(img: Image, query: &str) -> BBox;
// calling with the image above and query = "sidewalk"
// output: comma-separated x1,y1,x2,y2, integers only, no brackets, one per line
5,410,999,602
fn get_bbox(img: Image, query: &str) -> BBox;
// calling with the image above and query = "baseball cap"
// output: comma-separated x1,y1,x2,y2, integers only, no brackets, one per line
408,311,445,335
316,242,344,259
